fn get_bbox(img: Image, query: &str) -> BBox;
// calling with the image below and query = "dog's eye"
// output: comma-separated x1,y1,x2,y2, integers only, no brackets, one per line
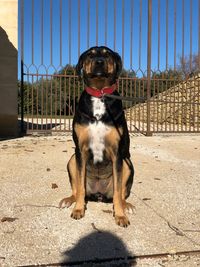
88,50,97,58
90,49,97,55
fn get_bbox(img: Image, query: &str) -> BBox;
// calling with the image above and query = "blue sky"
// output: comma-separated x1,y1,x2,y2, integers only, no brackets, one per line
19,0,200,76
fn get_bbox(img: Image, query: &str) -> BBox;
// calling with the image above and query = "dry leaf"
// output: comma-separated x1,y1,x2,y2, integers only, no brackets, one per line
52,183,58,189
1,217,18,223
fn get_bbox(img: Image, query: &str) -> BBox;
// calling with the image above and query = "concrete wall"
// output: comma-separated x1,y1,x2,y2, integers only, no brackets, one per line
0,0,18,137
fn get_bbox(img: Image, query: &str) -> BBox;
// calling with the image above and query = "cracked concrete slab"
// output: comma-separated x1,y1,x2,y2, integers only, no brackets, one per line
0,135,200,266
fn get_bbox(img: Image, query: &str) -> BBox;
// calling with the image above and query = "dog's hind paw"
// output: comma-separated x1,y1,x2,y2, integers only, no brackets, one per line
71,208,85,220
59,196,75,209
115,215,130,228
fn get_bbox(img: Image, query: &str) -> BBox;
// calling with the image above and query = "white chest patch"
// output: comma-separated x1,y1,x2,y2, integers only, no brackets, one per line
91,97,106,120
88,97,110,164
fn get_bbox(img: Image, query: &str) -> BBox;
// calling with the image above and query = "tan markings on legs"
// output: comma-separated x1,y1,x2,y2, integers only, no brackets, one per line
112,158,130,227
71,124,89,220
71,146,87,219
59,154,77,208
74,124,90,149
121,159,135,214
105,127,130,227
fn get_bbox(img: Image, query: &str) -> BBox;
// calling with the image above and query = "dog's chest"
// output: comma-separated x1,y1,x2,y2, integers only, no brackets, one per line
88,97,110,164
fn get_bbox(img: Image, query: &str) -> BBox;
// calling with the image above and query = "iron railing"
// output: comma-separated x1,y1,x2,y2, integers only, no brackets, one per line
19,0,200,135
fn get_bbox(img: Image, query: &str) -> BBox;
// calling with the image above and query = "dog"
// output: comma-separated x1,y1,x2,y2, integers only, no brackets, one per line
59,46,134,227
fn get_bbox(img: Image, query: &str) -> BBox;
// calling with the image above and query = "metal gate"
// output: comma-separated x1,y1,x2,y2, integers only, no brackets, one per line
19,0,200,135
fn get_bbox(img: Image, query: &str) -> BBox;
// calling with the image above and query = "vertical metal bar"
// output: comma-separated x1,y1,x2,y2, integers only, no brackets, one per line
41,0,44,65
68,0,71,64
189,0,193,72
146,0,152,136
164,80,167,131
139,0,142,70
114,0,116,50
32,0,34,65
152,78,155,132
68,77,71,130
130,0,133,69
197,0,200,132
172,79,176,132
182,0,185,74
59,76,62,130
50,76,53,129
73,74,76,115
122,0,124,63
174,0,177,70
87,0,90,48
41,76,44,129
26,74,30,132
78,0,80,57
36,75,39,130
50,0,53,65
169,80,172,132
160,75,164,132
20,0,24,134
20,61,24,134
31,75,34,131
138,80,141,130
96,0,98,45
198,0,200,69
60,0,63,67
45,75,48,130
158,0,160,71
198,79,200,132
130,79,133,132
55,78,57,127
166,0,168,70
104,0,108,46
157,80,159,132
142,79,145,132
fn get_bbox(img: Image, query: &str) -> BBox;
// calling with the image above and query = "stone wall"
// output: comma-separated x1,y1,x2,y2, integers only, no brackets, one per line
125,75,200,130
0,0,18,137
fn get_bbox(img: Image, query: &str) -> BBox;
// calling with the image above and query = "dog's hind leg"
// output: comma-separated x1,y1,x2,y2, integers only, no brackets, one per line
121,158,135,215
59,154,77,208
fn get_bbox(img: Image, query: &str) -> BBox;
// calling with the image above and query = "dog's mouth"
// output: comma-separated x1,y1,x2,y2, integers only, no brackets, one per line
88,71,110,78
87,62,111,78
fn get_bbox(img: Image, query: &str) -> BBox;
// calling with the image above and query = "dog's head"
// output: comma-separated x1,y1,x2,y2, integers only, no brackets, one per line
76,46,122,89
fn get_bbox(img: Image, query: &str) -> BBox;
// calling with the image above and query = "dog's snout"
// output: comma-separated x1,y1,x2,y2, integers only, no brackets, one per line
96,58,104,65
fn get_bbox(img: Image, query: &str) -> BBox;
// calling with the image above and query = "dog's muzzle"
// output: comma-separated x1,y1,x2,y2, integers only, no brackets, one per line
90,58,109,77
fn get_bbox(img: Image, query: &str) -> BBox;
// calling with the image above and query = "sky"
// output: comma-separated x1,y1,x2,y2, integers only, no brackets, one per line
18,0,200,77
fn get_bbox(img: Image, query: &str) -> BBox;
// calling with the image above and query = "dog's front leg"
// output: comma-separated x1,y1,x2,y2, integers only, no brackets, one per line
71,148,87,220
112,154,130,227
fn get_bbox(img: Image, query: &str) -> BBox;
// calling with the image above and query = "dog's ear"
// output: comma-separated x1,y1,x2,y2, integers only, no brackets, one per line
76,54,84,77
76,50,89,78
114,52,122,77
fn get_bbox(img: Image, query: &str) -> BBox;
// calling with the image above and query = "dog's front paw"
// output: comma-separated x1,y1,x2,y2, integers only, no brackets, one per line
71,208,85,220
115,215,130,227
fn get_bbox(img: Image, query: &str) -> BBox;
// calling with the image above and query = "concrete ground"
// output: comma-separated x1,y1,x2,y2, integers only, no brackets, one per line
0,134,200,267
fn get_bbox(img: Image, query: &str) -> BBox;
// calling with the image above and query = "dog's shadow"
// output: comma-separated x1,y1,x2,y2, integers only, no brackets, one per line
60,230,137,266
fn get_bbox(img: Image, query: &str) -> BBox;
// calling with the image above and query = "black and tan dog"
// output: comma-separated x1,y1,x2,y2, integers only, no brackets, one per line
59,46,134,227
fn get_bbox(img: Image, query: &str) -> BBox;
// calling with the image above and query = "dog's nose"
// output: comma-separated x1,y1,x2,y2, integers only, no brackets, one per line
96,58,104,65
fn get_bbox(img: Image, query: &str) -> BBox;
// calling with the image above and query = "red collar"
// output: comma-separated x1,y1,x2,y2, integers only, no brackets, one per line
85,84,117,98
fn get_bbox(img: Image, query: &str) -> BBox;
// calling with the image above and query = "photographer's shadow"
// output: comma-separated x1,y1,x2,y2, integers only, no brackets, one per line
61,230,136,266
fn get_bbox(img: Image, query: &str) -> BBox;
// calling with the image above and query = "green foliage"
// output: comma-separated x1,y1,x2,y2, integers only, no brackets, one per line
18,55,199,116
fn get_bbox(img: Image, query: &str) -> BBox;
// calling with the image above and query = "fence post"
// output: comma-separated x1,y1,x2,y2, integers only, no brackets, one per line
20,60,24,134
146,0,152,136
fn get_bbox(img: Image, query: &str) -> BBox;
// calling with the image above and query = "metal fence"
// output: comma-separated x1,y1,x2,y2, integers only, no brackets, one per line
19,0,200,135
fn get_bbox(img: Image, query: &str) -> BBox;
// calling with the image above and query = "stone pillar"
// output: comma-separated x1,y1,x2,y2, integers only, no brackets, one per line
0,0,18,137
